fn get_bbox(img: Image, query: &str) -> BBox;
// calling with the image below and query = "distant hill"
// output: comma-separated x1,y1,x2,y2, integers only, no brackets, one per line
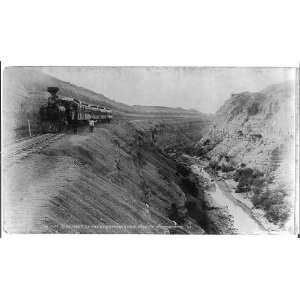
132,105,201,115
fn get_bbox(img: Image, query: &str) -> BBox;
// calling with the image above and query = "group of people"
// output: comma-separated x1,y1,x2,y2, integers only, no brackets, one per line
73,119,96,134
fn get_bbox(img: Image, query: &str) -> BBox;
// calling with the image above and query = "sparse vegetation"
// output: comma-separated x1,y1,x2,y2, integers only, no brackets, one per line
208,160,219,173
167,203,185,225
180,177,198,197
234,167,254,192
193,81,294,231
220,164,235,173
247,102,260,115
176,163,191,177
250,182,291,226
233,166,291,226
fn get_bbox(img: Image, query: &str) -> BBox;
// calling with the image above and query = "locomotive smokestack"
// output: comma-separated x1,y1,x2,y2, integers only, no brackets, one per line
47,87,59,96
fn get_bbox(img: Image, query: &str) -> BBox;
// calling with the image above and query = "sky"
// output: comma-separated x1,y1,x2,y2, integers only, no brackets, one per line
42,67,295,113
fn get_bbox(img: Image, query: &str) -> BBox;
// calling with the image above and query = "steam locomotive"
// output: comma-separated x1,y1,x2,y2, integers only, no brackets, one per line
40,87,113,133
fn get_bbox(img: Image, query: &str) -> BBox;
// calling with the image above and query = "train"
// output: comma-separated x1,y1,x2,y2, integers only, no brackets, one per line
39,87,113,133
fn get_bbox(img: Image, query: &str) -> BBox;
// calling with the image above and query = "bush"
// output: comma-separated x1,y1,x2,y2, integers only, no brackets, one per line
134,150,146,167
251,176,266,195
247,102,260,115
265,202,291,225
236,182,251,193
234,167,254,191
168,203,182,224
209,160,219,171
180,177,198,197
176,164,191,177
233,165,291,226
251,186,290,226
158,168,169,181
251,189,270,207
220,164,235,173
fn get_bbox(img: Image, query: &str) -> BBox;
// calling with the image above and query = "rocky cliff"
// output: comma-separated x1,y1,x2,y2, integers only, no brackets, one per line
195,81,296,229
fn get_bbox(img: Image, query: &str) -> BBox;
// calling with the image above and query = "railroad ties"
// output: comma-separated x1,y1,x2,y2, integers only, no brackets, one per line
3,133,65,167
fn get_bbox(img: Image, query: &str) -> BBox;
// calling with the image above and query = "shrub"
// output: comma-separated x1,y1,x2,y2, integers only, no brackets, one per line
203,139,210,146
251,186,290,226
233,165,291,225
209,160,219,171
134,150,146,167
220,164,235,173
177,164,191,177
251,176,266,194
247,102,260,115
168,203,181,223
251,189,269,207
180,177,198,197
234,167,254,191
265,202,291,225
236,182,251,193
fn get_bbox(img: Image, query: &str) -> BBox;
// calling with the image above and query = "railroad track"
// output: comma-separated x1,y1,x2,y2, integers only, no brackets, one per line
3,133,65,164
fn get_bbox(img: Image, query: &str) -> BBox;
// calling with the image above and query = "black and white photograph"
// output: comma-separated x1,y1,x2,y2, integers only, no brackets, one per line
2,66,298,234
1,2,300,300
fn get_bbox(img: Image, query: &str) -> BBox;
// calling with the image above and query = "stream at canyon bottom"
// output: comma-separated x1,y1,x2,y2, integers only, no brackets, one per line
191,164,265,234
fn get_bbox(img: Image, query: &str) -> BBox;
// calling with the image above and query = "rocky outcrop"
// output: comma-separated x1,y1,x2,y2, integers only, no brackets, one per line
195,81,296,229
197,81,295,172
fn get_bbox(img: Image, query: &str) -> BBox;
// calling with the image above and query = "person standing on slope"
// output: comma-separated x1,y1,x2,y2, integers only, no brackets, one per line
89,119,95,133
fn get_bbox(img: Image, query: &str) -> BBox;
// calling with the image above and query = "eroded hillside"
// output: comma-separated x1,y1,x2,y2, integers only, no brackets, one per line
4,118,224,234
195,82,296,231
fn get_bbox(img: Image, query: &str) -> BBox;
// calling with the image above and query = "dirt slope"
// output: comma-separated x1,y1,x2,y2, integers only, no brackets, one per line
3,119,210,234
